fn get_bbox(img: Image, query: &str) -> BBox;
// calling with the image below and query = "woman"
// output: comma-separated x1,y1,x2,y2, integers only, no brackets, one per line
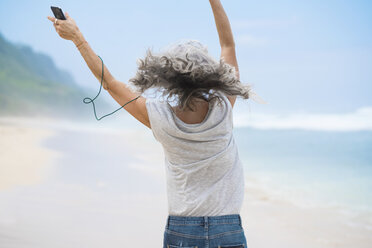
48,1,265,247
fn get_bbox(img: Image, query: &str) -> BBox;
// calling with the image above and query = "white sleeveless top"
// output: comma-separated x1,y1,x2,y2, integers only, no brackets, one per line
145,91,245,216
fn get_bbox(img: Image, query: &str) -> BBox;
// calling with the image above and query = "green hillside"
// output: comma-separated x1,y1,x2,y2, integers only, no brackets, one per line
0,32,112,120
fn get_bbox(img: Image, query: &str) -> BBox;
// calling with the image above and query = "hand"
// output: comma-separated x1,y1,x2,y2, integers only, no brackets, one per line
47,12,81,42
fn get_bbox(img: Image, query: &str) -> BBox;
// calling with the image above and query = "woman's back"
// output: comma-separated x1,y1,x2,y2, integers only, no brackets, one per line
169,99,210,125
146,91,245,216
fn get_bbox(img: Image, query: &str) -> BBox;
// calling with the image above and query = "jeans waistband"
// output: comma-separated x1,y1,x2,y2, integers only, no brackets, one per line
166,214,242,227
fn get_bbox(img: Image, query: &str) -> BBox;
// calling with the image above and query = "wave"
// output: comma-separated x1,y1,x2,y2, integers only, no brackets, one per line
234,106,372,131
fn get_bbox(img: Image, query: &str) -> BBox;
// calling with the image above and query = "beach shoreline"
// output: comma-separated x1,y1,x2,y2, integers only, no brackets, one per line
242,178,372,248
0,116,371,248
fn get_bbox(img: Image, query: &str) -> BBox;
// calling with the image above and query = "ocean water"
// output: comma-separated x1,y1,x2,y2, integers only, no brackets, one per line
13,116,372,216
233,127,372,216
43,118,372,215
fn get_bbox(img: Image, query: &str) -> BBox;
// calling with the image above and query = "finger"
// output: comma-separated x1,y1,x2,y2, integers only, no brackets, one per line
65,12,70,19
47,16,56,23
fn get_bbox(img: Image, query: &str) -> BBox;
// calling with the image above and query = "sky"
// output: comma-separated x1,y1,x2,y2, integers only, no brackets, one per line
0,0,371,130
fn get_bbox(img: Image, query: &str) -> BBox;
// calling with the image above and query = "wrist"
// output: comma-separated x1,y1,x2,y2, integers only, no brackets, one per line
73,31,86,47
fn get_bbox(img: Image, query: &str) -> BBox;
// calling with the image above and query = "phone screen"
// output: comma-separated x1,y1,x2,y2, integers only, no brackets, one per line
51,6,66,20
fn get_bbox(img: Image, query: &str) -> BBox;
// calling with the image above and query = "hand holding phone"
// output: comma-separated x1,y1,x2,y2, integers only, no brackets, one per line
48,8,83,44
51,6,66,20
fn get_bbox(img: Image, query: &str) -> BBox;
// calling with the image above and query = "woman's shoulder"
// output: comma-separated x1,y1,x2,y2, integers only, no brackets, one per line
212,91,233,110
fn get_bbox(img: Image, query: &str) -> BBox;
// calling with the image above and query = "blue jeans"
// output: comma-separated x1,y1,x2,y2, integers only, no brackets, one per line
163,214,248,248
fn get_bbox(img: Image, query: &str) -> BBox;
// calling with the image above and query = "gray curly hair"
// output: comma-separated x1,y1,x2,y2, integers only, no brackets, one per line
129,39,256,111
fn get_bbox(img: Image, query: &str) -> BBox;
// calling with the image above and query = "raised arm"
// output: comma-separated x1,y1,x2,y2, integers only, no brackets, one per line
47,12,150,128
209,0,239,107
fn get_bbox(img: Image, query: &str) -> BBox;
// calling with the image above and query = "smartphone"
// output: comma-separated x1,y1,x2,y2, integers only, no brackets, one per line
51,6,66,20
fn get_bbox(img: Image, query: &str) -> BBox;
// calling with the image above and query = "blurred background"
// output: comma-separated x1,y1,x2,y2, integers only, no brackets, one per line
0,0,371,247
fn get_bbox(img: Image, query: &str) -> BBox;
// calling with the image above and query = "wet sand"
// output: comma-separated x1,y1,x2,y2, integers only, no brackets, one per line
242,179,372,248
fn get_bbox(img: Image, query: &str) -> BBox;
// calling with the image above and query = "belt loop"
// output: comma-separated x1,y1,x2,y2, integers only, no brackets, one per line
166,216,170,228
238,215,242,226
204,216,208,228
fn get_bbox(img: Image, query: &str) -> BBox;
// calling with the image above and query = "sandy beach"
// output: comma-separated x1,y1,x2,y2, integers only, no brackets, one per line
0,116,371,248
0,117,63,191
